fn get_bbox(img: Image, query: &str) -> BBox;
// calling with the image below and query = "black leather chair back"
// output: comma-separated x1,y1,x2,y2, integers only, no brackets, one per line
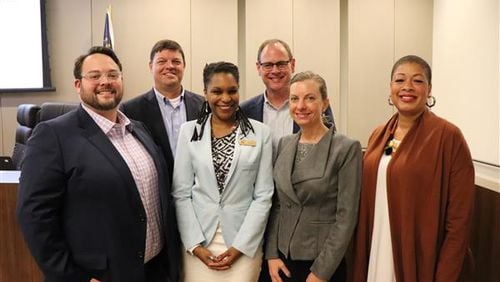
38,102,78,122
12,104,41,169
11,102,78,169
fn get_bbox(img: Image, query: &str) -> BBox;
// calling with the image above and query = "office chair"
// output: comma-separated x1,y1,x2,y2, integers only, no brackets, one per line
11,104,41,169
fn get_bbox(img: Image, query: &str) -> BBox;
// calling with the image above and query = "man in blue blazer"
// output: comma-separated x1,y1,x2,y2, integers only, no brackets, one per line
241,39,335,160
121,39,204,179
17,47,179,282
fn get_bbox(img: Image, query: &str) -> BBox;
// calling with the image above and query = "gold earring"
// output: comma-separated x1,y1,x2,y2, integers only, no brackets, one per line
388,96,394,106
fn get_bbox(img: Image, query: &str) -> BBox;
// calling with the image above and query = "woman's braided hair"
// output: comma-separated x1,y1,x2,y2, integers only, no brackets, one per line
191,62,254,141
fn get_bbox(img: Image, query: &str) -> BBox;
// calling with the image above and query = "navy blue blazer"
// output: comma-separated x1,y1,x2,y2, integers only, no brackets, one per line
240,93,336,132
121,89,204,179
17,106,179,282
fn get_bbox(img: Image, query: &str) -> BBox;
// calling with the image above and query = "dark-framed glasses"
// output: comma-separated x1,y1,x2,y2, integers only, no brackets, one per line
81,71,122,82
259,60,290,71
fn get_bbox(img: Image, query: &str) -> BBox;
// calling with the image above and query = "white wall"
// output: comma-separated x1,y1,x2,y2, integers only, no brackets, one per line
433,0,500,191
0,0,433,167
346,0,433,143
347,0,396,142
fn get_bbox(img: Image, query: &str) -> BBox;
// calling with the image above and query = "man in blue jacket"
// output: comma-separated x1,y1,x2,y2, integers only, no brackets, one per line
17,46,180,282
241,39,335,162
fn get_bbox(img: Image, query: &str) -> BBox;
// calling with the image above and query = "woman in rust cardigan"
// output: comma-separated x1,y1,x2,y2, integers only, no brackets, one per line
351,55,475,282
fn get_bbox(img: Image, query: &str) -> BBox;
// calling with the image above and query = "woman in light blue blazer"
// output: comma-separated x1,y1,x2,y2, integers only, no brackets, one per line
172,62,274,281
266,71,362,282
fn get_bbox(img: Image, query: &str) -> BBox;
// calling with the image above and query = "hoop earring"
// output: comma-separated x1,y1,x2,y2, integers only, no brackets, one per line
388,96,394,106
426,96,436,108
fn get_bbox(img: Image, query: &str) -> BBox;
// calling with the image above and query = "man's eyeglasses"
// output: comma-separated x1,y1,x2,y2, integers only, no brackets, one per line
81,71,122,82
259,61,290,71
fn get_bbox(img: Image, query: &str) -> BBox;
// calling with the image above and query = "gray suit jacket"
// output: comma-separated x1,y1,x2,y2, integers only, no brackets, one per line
265,127,362,280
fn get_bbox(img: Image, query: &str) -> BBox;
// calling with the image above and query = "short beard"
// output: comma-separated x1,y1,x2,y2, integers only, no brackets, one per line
82,89,122,111
90,99,120,111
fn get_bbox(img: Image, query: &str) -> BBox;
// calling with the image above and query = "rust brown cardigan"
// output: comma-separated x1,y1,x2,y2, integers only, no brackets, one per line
351,109,475,282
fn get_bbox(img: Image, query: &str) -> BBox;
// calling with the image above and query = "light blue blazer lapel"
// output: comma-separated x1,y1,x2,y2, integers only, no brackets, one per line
198,118,221,202
275,133,302,205
291,128,333,184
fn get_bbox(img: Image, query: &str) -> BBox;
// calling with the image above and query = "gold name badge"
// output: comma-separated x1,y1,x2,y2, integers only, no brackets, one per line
239,139,257,147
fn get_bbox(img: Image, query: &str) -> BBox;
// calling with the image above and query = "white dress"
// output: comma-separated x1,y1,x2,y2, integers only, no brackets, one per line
367,154,397,282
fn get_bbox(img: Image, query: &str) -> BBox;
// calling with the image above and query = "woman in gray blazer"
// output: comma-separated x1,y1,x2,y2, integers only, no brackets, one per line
172,62,274,281
266,71,362,282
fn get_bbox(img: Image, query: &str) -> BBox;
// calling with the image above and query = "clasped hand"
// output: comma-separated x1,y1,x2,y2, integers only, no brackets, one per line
193,246,242,271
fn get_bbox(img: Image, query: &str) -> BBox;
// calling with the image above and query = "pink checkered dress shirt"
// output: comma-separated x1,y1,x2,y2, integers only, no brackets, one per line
82,105,163,262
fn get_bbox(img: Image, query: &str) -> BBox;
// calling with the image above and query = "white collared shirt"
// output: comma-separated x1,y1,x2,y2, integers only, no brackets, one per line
262,92,294,161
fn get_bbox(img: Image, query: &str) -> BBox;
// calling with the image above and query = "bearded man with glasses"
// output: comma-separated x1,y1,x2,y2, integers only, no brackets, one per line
17,46,180,282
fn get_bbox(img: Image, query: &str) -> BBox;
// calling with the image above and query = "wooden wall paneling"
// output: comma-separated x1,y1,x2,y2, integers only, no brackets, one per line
0,183,42,282
467,186,500,282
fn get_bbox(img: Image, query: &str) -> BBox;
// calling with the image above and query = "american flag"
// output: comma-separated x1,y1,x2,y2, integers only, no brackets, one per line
103,5,114,49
